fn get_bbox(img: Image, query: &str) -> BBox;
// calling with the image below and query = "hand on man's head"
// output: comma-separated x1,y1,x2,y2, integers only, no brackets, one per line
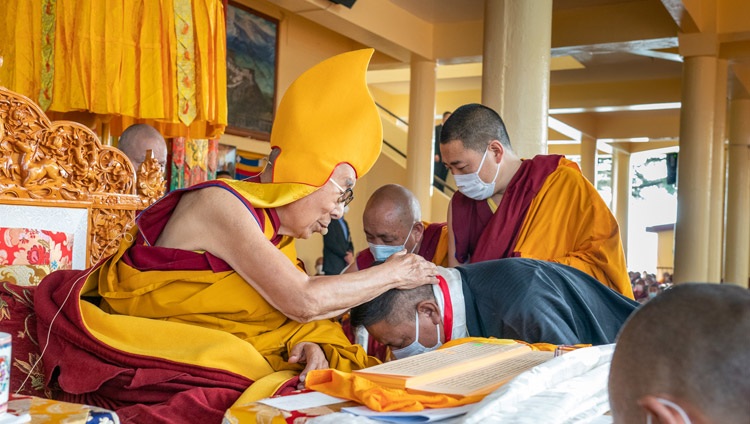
379,252,439,289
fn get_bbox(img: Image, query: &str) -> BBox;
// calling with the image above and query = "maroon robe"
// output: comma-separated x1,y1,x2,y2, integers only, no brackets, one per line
452,155,562,264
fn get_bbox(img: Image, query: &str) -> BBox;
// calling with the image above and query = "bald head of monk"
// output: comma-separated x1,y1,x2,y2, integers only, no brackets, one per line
609,283,750,424
118,124,167,173
363,184,424,257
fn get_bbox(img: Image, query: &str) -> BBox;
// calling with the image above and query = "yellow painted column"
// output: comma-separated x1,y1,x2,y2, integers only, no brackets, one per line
481,0,552,158
724,98,750,288
612,149,630,256
580,135,597,184
707,59,728,282
406,57,437,220
673,44,717,284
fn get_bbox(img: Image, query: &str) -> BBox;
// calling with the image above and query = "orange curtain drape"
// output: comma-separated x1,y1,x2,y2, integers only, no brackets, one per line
0,0,227,139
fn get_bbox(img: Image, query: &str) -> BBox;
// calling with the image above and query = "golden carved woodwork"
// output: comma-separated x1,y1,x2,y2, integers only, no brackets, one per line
0,87,164,266
137,150,167,206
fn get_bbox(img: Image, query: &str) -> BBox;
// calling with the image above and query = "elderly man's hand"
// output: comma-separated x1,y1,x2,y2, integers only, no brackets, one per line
385,251,439,289
288,342,329,389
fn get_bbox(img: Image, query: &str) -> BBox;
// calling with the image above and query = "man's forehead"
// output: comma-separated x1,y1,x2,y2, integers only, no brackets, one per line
364,206,405,230
368,320,409,345
363,215,400,236
332,163,357,186
364,226,399,239
442,140,480,158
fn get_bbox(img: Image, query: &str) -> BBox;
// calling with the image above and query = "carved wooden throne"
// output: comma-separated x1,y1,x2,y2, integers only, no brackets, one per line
0,87,165,283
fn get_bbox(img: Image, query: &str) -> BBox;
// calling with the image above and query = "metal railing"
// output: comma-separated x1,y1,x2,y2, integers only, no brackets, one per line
374,102,458,195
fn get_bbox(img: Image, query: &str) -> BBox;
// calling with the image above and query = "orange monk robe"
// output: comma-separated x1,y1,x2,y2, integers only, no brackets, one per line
452,155,633,299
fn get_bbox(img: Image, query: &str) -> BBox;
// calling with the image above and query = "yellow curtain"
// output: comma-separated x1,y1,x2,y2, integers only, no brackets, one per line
0,0,227,139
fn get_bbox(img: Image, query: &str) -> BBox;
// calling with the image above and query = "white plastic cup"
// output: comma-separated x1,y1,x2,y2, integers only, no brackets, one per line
0,332,11,413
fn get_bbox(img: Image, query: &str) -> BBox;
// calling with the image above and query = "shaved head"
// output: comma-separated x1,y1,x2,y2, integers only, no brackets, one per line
364,184,421,229
363,184,423,251
609,284,750,424
118,124,167,172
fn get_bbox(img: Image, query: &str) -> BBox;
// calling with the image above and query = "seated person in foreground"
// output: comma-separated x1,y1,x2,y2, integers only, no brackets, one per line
345,183,449,272
609,283,750,424
351,258,639,358
35,50,437,423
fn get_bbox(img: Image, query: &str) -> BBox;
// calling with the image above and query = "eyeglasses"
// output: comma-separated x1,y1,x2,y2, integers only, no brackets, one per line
329,179,354,207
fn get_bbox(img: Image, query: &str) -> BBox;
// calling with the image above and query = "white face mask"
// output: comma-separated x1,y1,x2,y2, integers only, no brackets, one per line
646,398,692,424
453,148,500,200
391,311,442,359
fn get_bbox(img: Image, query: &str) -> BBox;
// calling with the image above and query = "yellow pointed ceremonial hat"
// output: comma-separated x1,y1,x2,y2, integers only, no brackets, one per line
270,49,383,187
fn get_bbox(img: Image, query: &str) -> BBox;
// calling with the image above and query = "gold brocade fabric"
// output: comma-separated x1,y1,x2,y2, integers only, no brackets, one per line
174,0,197,126
0,0,227,139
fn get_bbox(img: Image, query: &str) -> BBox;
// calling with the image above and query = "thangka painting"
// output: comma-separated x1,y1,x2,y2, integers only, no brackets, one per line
226,2,278,140
169,137,219,190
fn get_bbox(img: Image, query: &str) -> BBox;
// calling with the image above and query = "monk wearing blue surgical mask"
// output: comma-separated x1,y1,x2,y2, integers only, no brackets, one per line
342,184,449,361
440,103,632,299
345,184,450,273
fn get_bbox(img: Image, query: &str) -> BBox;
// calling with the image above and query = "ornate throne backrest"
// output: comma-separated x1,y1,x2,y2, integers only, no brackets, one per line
0,87,163,283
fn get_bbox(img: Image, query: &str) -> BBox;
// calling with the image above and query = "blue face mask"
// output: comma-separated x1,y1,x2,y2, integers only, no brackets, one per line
368,224,416,262
391,311,442,359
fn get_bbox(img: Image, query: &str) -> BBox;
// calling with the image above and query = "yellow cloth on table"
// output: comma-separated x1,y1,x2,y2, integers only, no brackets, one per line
306,368,484,412
514,158,633,298
305,338,556,412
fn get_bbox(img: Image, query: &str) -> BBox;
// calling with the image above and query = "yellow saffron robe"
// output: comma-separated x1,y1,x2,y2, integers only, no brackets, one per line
452,155,633,299
67,181,377,403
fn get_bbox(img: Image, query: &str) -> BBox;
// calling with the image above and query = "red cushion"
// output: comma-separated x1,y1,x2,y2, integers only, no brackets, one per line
0,282,56,398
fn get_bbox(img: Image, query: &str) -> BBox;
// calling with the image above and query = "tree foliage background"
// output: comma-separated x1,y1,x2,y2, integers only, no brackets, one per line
596,154,677,200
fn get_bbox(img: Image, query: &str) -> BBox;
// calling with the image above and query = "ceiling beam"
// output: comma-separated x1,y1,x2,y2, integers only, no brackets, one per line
272,0,433,62
552,0,678,48
551,78,682,110
596,109,681,140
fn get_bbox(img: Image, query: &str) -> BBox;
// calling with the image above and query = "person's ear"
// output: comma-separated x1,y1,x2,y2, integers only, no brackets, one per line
488,140,505,163
638,396,687,424
412,221,425,245
417,300,441,325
